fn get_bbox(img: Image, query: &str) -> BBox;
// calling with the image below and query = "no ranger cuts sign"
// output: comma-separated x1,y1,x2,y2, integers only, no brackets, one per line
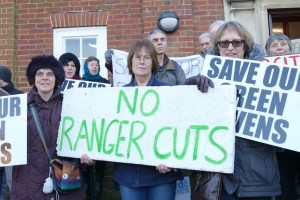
57,85,236,173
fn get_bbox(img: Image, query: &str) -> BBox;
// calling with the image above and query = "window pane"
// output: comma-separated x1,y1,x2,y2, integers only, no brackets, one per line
82,38,97,57
65,39,80,57
272,22,283,34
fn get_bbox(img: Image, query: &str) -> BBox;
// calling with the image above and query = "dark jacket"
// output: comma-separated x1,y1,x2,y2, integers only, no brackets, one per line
113,74,182,187
11,87,85,200
1,82,23,95
156,54,186,86
83,75,110,84
209,43,281,197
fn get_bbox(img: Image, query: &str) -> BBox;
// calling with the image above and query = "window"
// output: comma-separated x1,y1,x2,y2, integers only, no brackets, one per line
53,27,108,78
268,8,300,39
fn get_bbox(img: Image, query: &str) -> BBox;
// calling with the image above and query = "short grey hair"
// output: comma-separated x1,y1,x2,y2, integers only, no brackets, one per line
199,32,210,41
265,33,292,56
147,29,167,41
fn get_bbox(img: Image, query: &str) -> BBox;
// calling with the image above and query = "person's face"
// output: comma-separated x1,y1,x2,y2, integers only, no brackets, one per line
35,68,56,95
132,47,153,78
149,32,167,55
268,39,290,56
87,60,99,76
218,29,245,59
63,60,76,79
200,37,211,54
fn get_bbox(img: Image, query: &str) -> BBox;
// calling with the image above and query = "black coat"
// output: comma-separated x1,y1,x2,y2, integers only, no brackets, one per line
1,82,23,95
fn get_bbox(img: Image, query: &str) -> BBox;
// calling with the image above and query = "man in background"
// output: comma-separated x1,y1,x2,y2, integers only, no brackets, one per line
198,32,212,58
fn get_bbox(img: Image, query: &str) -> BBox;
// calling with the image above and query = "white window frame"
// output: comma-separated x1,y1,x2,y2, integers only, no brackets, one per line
53,26,108,78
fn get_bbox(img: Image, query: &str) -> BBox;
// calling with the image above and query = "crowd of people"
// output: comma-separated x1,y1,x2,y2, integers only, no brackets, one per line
0,19,298,200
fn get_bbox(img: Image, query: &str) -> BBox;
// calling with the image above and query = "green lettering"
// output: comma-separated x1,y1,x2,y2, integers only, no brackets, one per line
154,126,172,159
91,119,103,152
127,120,145,159
140,89,159,117
102,119,119,154
117,88,138,114
115,120,129,157
74,119,90,151
190,125,209,161
59,116,74,151
205,126,228,164
173,128,190,160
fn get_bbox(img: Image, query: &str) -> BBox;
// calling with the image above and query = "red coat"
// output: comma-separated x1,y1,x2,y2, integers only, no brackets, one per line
11,87,85,200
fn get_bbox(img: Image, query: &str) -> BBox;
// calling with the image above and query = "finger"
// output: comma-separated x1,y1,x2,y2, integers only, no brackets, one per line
203,77,209,92
199,76,205,92
208,79,215,88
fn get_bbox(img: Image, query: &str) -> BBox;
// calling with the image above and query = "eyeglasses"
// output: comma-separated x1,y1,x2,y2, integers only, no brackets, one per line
217,40,244,48
133,56,152,63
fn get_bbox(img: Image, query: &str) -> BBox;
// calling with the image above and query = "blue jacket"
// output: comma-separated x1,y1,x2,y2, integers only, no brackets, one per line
113,74,182,187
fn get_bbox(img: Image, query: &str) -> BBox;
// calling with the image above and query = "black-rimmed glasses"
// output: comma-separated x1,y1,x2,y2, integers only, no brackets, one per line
217,40,244,48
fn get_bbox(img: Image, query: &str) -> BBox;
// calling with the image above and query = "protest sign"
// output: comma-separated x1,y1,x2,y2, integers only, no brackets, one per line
264,54,300,66
0,94,27,166
57,85,236,173
112,50,204,87
201,55,300,152
60,79,111,93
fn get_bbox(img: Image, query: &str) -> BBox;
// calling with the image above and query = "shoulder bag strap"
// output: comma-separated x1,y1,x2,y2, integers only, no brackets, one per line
29,103,52,161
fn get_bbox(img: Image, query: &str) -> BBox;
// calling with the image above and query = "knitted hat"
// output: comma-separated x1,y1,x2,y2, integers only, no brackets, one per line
26,55,65,87
58,53,81,76
0,66,12,83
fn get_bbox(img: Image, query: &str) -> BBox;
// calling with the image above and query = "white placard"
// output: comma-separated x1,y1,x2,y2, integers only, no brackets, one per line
60,79,111,93
0,94,27,166
264,53,300,66
202,55,300,152
57,85,236,173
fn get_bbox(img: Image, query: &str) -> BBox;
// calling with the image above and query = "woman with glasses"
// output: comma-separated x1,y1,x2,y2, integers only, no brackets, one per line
113,39,182,200
207,21,280,200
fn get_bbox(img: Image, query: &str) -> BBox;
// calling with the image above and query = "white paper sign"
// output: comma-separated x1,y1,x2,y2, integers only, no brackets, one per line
264,54,300,67
60,79,111,93
112,50,204,87
0,94,27,166
202,55,300,152
57,85,236,173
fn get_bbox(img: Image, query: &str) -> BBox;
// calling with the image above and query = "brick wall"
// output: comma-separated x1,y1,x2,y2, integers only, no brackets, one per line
0,0,224,91
0,1,16,82
0,0,224,194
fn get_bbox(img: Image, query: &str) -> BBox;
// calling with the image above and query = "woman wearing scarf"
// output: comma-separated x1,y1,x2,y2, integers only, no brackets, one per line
82,56,110,84
82,56,110,199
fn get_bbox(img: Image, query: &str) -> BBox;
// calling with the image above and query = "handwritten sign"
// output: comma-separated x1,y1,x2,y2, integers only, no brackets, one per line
57,85,236,173
0,94,27,166
112,50,204,87
60,79,111,93
202,55,300,152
